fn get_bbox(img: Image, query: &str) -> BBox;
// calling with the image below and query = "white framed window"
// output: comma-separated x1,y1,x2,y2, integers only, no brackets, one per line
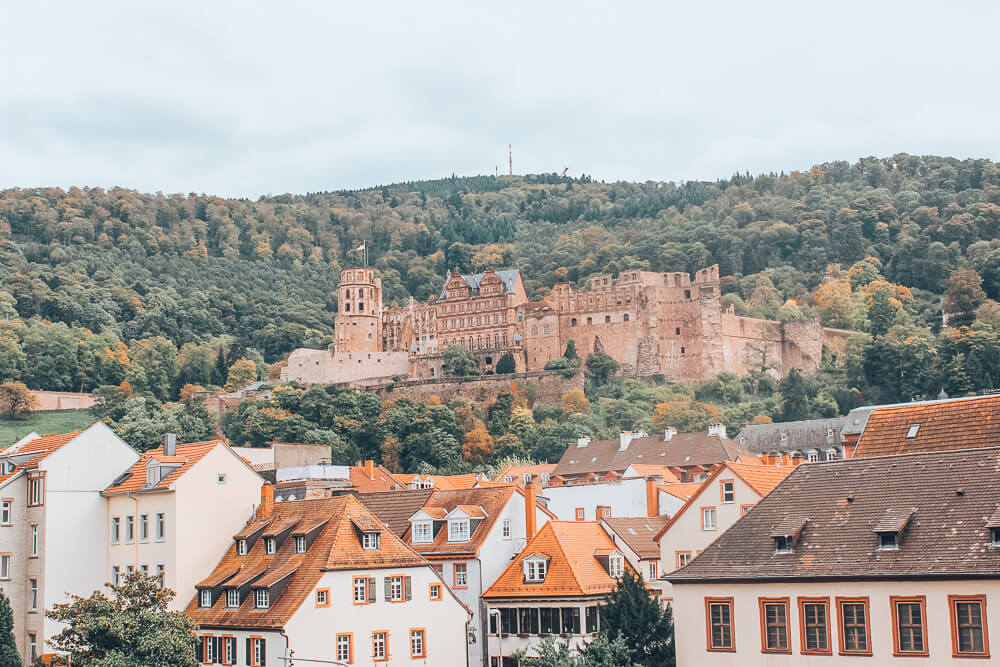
30,524,38,557
678,552,691,567
0,500,10,525
825,450,836,461
524,558,546,582
28,633,36,663
502,519,511,539
155,513,165,540
237,539,247,556
454,562,468,587
774,536,793,554
390,576,403,601
140,514,148,541
906,423,920,439
200,589,212,608
609,554,624,578
204,635,215,662
541,472,551,484
410,629,425,658
295,535,306,554
111,517,120,543
362,532,380,551
448,519,470,542
702,508,717,530
503,475,513,483
156,564,164,585
372,632,386,659
112,566,120,586
27,475,43,506
141,564,148,575
264,537,276,554
808,452,819,463
0,555,10,580
29,578,37,610
878,533,898,551
353,577,368,603
224,636,235,664
721,481,735,503
225,588,239,608
316,589,328,606
648,561,658,579
125,515,134,543
252,638,263,665
254,589,268,609
126,565,134,574
336,635,351,662
523,473,531,484
412,521,433,544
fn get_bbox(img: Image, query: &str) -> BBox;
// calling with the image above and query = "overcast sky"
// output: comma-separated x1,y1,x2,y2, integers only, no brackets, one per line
2,1,998,198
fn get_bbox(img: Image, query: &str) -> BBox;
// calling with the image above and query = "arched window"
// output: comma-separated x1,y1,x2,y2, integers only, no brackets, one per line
571,318,577,327
623,314,630,322
345,303,351,312
543,325,550,334
587,317,592,325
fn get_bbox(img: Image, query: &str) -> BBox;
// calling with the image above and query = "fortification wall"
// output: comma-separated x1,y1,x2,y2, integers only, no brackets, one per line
376,371,583,407
281,349,410,384
31,391,96,411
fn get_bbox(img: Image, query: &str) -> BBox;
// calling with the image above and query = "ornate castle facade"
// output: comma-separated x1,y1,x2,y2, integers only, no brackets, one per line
281,266,851,386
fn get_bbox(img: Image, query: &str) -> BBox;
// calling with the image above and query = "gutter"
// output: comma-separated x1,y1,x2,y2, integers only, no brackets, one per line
666,571,1000,585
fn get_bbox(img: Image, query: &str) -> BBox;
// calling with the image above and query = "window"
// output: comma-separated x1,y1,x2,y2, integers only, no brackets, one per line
891,596,928,656
454,562,468,588
156,564,164,585
799,598,831,655
604,315,611,323
141,564,148,575
675,327,681,335
294,535,306,554
140,514,148,541
706,598,735,651
362,531,380,550
676,551,692,568
524,558,546,582
991,527,1000,547
586,606,599,634
0,499,10,525
571,318,577,326
906,423,920,438
28,633,36,663
29,578,38,610
608,554,624,578
223,636,235,664
372,631,387,661
315,588,329,607
680,346,686,354
808,451,819,463
701,507,717,530
759,598,790,653
250,637,265,666
774,536,793,554
200,589,212,608
254,589,268,609
412,521,433,543
648,561,658,579
448,520,470,542
126,515,134,542
217,473,226,484
410,629,425,658
388,576,403,601
264,537,276,554
112,566,120,586
27,473,43,506
740,504,754,515
156,513,165,540
202,635,216,663
336,634,352,663
878,532,898,550
237,539,247,556
0,554,8,580
561,607,581,634
429,583,442,601
431,563,444,578
225,588,239,608
950,595,988,657
354,576,370,604
623,314,629,321
575,507,585,521
30,524,38,557
111,516,120,543
720,480,735,503
502,519,511,539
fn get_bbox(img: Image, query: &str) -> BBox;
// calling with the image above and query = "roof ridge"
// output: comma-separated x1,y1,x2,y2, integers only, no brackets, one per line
544,522,588,595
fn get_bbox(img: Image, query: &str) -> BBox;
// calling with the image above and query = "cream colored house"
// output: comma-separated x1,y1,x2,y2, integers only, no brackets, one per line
0,423,139,664
668,446,1000,664
102,436,263,610
656,461,790,588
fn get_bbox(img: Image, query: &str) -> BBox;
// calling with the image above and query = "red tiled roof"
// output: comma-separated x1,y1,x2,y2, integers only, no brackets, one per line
492,464,557,484
186,495,428,629
103,441,224,494
483,521,633,598
349,465,405,493
854,395,1000,458
0,431,83,484
626,464,681,483
602,517,668,559
658,482,703,501
554,433,750,477
726,461,793,497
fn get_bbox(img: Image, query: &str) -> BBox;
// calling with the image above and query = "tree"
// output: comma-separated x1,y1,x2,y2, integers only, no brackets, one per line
0,590,21,666
224,358,258,391
585,352,619,385
0,330,24,382
443,345,478,377
562,389,590,416
563,340,579,361
47,571,197,667
495,352,516,374
461,424,494,463
814,276,858,329
591,569,674,667
0,381,38,419
944,269,988,328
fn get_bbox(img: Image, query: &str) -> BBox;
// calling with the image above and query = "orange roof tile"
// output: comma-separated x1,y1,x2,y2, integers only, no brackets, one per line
483,521,634,599
186,495,428,629
349,465,405,493
657,482,703,501
725,461,793,497
492,464,557,484
626,464,681,483
429,473,480,490
853,395,1000,458
103,440,224,495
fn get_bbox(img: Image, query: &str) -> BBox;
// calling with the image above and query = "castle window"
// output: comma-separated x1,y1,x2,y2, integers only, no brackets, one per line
684,289,691,299
531,327,538,336
345,303,351,312
680,347,686,354
603,278,608,285
623,314,629,321
345,289,351,299
543,326,550,334
571,318,577,326
605,316,611,323
675,327,681,335
358,302,364,311
587,317,593,325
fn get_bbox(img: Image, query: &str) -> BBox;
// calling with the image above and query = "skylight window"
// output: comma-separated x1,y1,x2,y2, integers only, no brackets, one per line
906,424,920,439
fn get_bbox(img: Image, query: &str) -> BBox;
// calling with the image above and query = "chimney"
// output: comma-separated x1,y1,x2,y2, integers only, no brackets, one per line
524,479,537,538
663,427,677,441
164,433,176,457
707,423,726,438
364,459,375,481
619,431,644,451
645,474,664,517
258,484,274,519
576,436,591,448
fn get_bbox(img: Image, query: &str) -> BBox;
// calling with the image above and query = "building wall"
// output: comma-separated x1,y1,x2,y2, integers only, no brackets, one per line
540,477,655,521
376,371,583,408
280,348,411,384
281,565,470,665
107,492,177,594
485,598,603,662
0,475,31,661
672,579,1000,666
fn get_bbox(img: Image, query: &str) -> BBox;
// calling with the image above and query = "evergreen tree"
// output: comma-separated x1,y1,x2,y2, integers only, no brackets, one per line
0,590,21,667
495,352,516,374
564,340,579,361
211,347,228,387
590,569,675,667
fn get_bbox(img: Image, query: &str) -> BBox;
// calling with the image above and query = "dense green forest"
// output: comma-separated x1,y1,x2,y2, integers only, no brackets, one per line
2,154,1000,465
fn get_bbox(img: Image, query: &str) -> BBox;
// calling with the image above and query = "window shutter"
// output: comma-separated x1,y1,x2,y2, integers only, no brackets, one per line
259,639,266,666
195,638,204,662
384,577,391,603
214,636,222,663
368,577,376,603
404,576,412,601
245,638,251,665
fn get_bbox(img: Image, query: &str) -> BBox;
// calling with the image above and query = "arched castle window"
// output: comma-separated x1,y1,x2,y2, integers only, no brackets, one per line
571,318,577,327
605,316,611,323
684,289,691,299
345,303,351,312
587,317,592,325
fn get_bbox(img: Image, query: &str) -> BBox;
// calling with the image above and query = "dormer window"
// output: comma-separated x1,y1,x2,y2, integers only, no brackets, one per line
448,519,471,542
199,589,212,608
254,589,268,609
412,521,433,544
774,536,793,554
541,472,551,484
504,475,513,483
524,557,547,582
362,531,380,550
991,527,1000,547
294,536,306,554
906,424,920,439
523,473,532,484
264,537,276,555
608,554,625,578
237,539,247,556
874,508,913,551
771,518,808,554
225,589,239,608
878,533,898,550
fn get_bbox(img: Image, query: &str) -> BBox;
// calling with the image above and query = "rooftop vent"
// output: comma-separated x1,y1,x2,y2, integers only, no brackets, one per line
577,437,591,448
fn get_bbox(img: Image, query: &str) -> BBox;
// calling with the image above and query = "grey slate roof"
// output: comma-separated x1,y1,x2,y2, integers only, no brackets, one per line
668,446,1000,582
351,489,434,536
437,269,521,301
735,416,848,454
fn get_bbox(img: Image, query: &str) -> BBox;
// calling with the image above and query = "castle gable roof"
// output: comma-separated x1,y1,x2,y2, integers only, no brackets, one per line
437,269,521,301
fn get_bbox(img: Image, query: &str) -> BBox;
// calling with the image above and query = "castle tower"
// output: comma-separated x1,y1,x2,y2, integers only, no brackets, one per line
335,267,383,354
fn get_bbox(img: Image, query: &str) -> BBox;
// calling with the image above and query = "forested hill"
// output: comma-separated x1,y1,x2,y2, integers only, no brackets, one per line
2,154,1000,372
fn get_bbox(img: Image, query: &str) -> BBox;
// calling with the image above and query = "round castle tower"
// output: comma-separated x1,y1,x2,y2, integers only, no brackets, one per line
334,267,383,354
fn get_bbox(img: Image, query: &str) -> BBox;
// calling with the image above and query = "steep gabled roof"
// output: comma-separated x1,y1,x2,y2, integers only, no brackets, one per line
103,440,229,495
602,517,669,559
624,464,681,484
668,446,1000,583
349,465,406,493
554,433,749,477
658,482,703,501
853,394,1000,458
186,495,428,629
350,489,434,536
492,463,557,484
0,430,83,484
438,269,522,301
483,521,632,598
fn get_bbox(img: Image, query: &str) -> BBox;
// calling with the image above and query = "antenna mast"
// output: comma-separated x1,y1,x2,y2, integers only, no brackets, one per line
508,144,513,176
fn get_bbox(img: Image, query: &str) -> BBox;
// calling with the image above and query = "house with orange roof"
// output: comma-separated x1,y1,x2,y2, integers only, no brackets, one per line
271,459,406,501
397,471,490,490
187,493,470,666
600,515,669,587
482,520,638,664
492,463,557,486
0,422,139,664
356,483,555,667
103,434,263,611
539,469,686,522
655,460,792,595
